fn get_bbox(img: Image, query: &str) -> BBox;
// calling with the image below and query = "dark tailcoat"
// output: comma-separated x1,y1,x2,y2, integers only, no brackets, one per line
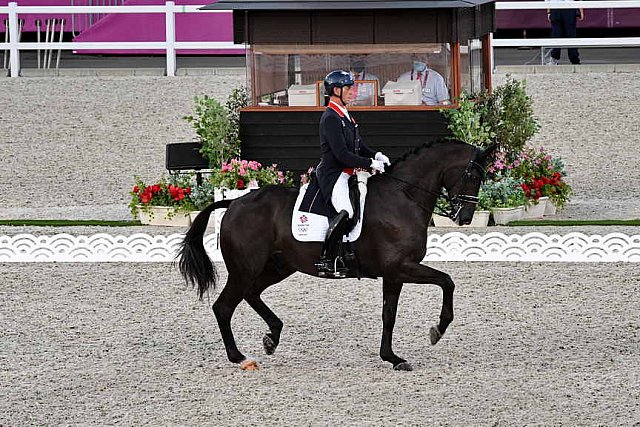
315,106,376,210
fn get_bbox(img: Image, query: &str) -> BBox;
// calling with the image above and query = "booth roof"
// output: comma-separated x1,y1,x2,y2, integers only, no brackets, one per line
202,0,495,11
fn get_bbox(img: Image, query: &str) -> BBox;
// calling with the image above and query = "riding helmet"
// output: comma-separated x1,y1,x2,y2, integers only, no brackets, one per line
324,70,354,97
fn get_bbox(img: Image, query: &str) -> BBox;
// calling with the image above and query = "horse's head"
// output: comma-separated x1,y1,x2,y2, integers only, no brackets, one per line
442,143,497,225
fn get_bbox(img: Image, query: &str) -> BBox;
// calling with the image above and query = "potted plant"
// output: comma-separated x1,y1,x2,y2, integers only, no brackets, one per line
130,175,194,226
480,175,527,225
183,86,249,169
187,178,217,227
431,188,490,228
210,158,293,198
509,145,572,216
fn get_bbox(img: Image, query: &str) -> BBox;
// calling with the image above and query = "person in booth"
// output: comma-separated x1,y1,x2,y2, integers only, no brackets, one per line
314,70,390,277
350,60,381,105
397,54,450,106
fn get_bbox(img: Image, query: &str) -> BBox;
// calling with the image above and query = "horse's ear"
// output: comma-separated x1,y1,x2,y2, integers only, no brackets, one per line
479,143,498,166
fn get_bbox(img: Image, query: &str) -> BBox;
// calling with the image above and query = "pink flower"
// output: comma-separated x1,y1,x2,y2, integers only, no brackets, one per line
238,167,246,176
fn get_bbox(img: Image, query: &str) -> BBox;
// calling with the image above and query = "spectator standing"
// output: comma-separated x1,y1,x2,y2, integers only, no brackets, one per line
546,0,584,65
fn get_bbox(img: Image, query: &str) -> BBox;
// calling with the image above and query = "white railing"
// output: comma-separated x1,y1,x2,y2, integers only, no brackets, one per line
3,1,640,77
493,1,640,67
0,1,245,77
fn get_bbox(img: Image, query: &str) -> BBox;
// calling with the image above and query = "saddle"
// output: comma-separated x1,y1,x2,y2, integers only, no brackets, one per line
292,171,370,278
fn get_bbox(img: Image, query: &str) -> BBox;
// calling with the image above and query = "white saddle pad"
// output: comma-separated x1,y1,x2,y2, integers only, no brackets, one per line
292,171,370,242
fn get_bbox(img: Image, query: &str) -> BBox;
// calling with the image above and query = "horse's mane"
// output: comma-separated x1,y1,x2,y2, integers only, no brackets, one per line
386,138,469,173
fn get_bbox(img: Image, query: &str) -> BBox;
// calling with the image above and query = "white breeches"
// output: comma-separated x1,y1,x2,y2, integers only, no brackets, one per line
331,172,354,218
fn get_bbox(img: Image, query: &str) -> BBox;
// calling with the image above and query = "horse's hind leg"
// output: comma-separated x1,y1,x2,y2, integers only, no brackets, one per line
212,274,252,367
245,261,294,356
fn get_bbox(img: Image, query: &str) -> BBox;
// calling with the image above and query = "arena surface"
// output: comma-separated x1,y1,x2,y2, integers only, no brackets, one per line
1,262,638,425
1,69,639,425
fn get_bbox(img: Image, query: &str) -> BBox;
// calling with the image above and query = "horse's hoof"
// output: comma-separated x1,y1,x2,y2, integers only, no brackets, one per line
263,334,277,355
393,361,413,371
239,359,260,371
429,325,443,345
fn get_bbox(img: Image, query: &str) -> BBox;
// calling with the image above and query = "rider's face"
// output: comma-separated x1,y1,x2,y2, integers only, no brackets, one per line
338,85,355,104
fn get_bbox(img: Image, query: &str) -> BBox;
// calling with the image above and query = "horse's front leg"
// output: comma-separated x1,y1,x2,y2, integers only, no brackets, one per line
380,280,413,371
397,263,455,345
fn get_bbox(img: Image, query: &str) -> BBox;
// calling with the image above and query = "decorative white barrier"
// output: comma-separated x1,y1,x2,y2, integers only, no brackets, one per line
0,232,639,263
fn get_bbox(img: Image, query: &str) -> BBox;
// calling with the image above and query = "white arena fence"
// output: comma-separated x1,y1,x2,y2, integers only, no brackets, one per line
2,1,640,77
0,1,245,77
1,232,639,263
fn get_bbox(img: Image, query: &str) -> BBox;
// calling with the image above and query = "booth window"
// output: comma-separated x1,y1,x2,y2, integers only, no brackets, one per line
460,39,487,95
247,43,453,108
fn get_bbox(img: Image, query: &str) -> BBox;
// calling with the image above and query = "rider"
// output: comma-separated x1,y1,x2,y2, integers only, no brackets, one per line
315,70,391,277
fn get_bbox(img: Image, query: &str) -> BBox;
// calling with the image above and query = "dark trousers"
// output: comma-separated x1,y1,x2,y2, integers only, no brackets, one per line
550,10,580,64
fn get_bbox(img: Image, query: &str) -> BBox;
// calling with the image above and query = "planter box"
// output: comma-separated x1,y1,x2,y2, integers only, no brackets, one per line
432,210,490,228
188,211,216,231
491,206,525,225
523,196,549,219
544,198,557,216
138,206,191,227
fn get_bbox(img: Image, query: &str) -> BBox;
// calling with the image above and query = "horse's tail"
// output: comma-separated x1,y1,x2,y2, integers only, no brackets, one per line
178,199,233,300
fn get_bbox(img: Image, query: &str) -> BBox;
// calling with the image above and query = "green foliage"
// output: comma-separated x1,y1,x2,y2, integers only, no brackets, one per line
183,87,249,169
225,86,249,149
480,175,527,208
442,76,539,153
491,76,540,155
188,178,217,211
441,93,495,147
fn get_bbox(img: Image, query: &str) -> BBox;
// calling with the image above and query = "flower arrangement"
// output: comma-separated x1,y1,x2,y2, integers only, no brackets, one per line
480,175,527,209
210,158,293,190
130,175,194,218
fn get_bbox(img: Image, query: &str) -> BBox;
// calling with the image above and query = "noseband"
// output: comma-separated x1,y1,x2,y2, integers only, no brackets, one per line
444,159,486,222
385,155,486,222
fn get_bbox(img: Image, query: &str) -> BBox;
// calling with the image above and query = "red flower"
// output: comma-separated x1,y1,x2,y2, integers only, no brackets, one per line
133,185,139,193
236,179,245,189
185,187,191,195
168,184,186,201
139,189,153,204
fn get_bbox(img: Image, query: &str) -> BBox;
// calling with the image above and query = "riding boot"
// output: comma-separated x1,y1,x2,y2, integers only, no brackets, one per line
316,210,350,277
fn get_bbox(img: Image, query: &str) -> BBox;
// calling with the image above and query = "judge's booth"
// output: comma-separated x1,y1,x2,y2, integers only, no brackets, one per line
202,0,496,177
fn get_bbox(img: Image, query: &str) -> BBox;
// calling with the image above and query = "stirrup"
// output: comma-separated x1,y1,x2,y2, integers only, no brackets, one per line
315,257,347,278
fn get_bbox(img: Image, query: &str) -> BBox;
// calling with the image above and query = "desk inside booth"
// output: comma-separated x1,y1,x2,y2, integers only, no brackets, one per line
202,0,496,179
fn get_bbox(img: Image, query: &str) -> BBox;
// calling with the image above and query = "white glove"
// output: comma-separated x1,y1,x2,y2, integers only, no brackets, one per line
375,152,391,166
371,159,385,173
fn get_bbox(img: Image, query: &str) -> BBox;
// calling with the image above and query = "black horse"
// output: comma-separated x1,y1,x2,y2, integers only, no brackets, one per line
179,140,495,371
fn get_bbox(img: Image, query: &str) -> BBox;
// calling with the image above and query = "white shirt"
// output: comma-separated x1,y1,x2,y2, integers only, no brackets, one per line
397,68,450,106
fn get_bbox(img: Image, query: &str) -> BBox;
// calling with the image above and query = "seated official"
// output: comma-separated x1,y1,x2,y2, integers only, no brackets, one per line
350,60,381,106
397,57,450,106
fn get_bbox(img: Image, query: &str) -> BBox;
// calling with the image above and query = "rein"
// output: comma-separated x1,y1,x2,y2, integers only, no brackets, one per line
384,158,486,221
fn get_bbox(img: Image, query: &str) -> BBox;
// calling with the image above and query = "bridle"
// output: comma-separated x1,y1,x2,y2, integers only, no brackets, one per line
384,156,486,222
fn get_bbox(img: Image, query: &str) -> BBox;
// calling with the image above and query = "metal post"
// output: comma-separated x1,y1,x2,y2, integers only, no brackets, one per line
56,18,64,69
8,2,20,77
489,32,494,75
36,19,41,68
165,0,176,76
47,18,57,69
3,20,9,69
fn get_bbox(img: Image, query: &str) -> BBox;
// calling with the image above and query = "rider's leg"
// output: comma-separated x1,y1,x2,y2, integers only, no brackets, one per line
316,173,353,276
